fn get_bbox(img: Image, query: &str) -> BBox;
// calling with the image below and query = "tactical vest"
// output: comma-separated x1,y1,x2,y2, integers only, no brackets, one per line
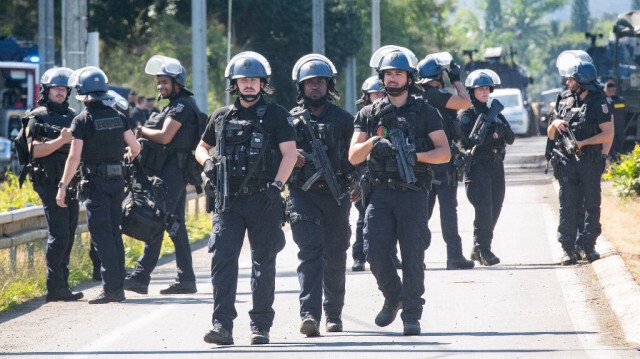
366,100,432,183
81,105,125,164
29,106,75,184
567,103,600,143
169,97,200,153
293,105,346,185
217,104,273,183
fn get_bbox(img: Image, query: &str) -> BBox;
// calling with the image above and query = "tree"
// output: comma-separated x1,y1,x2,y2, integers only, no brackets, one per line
571,0,590,33
485,0,502,31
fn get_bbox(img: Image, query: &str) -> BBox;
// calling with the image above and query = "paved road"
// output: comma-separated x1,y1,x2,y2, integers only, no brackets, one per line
1,136,637,358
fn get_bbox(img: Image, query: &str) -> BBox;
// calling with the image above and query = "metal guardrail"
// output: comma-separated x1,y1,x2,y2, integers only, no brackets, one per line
1,189,204,251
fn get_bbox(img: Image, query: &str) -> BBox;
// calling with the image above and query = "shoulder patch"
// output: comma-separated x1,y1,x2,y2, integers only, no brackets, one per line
287,116,294,127
601,104,609,114
175,103,184,113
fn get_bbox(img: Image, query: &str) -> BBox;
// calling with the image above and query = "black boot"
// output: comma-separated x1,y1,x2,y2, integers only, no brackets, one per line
46,287,84,302
478,248,500,266
446,255,475,270
580,244,600,263
561,249,577,266
374,299,402,327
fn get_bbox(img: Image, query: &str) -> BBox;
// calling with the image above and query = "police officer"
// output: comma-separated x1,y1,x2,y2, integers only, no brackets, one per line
288,54,354,336
459,69,514,266
124,56,201,295
196,51,297,345
351,77,402,272
25,67,83,302
604,80,625,158
548,54,613,265
56,66,140,304
417,53,474,270
349,46,450,335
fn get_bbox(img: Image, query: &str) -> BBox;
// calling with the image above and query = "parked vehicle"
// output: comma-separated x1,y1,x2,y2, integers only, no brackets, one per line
490,88,532,136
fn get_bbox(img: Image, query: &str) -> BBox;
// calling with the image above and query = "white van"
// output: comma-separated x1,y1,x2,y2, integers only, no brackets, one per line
489,88,531,136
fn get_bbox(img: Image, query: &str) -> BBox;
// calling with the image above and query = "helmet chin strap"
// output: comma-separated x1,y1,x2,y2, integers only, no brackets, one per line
239,93,260,102
385,84,409,96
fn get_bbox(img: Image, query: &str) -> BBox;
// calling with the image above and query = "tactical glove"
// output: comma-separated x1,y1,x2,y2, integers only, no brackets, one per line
203,158,216,179
261,185,282,210
447,61,461,83
371,137,395,158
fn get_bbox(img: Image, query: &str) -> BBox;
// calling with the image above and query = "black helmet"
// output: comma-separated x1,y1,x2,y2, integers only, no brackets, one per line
361,76,385,95
292,54,337,83
41,67,73,89
417,56,444,83
556,51,599,91
145,55,193,95
225,51,271,80
464,69,501,93
355,76,386,106
292,54,339,103
38,67,73,105
68,66,113,102
225,51,273,96
369,45,422,94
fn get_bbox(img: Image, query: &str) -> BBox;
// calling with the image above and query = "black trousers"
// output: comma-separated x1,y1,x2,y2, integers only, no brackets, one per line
427,162,465,258
288,188,351,321
35,183,79,292
465,154,505,250
208,192,286,332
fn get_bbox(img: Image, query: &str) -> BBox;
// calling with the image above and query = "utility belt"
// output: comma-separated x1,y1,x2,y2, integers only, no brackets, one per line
229,180,268,197
369,174,430,192
85,162,124,179
472,148,505,162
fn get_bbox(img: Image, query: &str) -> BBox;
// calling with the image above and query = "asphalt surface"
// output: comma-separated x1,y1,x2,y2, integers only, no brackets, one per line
1,136,639,358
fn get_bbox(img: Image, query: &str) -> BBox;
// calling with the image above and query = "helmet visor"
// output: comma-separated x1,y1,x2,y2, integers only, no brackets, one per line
225,51,272,79
145,55,183,76
291,54,337,81
556,50,593,77
427,52,453,69
369,45,418,70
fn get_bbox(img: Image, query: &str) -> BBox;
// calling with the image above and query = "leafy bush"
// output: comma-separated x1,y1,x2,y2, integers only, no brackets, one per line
603,145,640,198
0,171,41,212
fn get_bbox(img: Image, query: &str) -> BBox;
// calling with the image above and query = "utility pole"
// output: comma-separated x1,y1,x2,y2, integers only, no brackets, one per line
345,56,356,115
371,0,380,74
63,0,88,112
38,0,55,74
312,0,325,54
225,0,232,106
192,0,208,113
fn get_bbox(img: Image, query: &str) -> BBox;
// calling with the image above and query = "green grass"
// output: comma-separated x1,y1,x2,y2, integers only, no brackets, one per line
0,171,41,211
0,213,212,312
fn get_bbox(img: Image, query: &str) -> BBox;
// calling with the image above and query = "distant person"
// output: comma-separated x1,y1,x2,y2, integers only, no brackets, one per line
146,97,160,114
129,96,149,129
127,90,137,109
604,80,626,158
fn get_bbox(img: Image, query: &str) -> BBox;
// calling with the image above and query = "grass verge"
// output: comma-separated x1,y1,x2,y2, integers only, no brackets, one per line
600,181,640,285
0,213,211,312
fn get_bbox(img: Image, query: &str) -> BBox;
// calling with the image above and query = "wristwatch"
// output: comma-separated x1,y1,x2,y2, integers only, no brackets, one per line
58,182,69,190
271,180,284,191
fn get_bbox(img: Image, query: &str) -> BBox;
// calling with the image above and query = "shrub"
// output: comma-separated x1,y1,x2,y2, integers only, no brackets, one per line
603,145,640,198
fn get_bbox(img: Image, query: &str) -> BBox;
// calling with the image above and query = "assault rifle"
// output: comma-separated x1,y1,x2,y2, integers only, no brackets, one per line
291,109,345,205
468,99,505,155
388,126,418,184
558,126,582,161
214,115,229,213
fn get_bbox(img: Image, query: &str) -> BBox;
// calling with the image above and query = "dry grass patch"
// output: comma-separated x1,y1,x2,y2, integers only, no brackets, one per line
601,181,640,285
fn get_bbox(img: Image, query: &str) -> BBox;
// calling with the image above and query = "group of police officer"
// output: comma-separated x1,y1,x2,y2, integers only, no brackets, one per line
25,43,612,345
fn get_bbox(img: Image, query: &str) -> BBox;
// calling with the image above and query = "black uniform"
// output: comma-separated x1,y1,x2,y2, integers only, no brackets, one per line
421,86,467,261
129,106,149,129
608,94,625,156
459,101,514,255
288,103,354,324
355,96,441,322
129,92,200,288
555,91,609,253
26,104,78,295
72,102,130,295
203,97,295,334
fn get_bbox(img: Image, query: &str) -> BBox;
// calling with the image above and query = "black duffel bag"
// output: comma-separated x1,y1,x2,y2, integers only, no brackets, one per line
121,158,167,243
